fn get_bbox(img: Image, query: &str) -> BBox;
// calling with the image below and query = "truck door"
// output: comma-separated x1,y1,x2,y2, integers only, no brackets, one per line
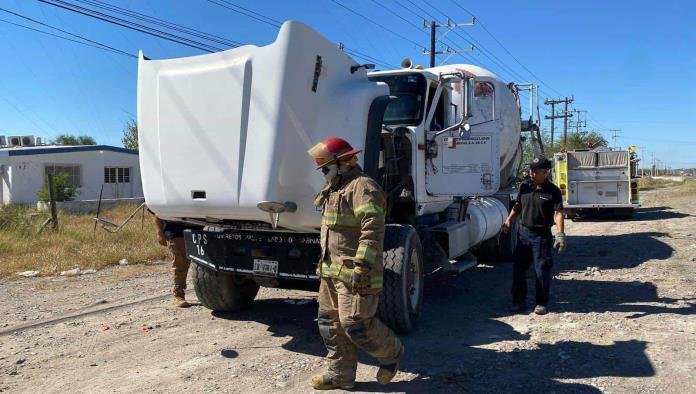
424,79,500,196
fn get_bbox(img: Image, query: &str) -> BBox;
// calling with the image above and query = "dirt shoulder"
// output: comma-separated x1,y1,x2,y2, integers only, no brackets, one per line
1,188,695,393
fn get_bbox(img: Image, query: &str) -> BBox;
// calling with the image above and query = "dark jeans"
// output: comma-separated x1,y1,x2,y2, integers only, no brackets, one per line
512,226,554,306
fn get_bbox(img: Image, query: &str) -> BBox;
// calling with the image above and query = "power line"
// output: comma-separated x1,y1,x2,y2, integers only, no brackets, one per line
207,0,281,29
448,0,565,97
330,0,425,50
419,0,531,83
38,0,226,53
76,0,243,47
0,7,135,58
205,0,398,70
0,17,135,58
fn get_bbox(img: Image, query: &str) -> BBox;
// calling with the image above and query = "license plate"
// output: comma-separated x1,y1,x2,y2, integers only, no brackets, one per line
253,259,279,276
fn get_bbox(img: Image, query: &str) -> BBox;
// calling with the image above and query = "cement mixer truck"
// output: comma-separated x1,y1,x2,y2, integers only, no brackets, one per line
138,21,524,333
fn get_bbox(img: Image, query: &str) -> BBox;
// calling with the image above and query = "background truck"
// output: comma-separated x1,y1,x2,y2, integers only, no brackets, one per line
137,21,526,333
552,148,640,219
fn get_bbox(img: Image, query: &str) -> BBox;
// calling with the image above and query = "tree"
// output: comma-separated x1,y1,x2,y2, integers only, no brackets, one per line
561,131,608,151
53,134,97,145
518,130,609,177
121,119,138,150
38,173,80,202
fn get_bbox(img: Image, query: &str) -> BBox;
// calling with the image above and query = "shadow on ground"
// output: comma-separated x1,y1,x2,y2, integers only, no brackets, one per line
206,229,690,392
571,206,692,222
561,232,673,270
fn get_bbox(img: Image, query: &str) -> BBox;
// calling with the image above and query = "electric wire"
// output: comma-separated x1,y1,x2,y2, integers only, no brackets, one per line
0,7,135,58
75,0,243,47
38,0,225,52
448,0,565,97
207,0,282,29
0,16,135,57
330,0,425,50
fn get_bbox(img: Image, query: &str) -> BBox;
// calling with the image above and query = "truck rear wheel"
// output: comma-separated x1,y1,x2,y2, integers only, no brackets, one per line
192,264,260,312
379,224,423,334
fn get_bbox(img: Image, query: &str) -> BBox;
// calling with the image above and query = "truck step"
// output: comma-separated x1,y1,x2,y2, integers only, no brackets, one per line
444,252,478,272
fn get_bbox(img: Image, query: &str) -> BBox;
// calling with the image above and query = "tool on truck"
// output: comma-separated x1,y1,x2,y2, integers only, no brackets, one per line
137,21,525,333
552,147,640,219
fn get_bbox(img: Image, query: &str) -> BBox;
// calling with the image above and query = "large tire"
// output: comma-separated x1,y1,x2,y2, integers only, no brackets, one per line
192,264,260,312
378,224,424,334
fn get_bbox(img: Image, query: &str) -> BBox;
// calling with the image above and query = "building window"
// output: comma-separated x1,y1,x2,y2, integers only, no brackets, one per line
104,167,131,183
45,164,82,187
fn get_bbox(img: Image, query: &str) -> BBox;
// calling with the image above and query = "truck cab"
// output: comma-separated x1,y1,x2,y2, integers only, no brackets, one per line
138,21,524,333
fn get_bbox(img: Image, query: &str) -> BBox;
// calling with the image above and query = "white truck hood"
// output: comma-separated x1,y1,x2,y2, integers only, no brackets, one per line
138,21,388,232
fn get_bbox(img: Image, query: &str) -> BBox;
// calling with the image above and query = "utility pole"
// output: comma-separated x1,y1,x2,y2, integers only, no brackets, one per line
651,152,656,177
609,129,621,150
562,97,574,146
544,96,574,149
423,18,475,67
638,146,647,177
429,21,436,67
570,109,587,133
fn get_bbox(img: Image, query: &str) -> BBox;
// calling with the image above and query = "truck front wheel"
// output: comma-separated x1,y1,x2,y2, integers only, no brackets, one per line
379,224,424,334
192,264,260,312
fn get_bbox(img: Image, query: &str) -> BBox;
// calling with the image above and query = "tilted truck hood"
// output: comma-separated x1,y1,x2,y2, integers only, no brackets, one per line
137,21,388,232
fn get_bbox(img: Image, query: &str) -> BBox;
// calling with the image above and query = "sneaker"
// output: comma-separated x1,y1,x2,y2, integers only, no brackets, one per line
509,303,526,313
309,373,354,390
174,296,190,308
534,305,548,315
376,344,404,385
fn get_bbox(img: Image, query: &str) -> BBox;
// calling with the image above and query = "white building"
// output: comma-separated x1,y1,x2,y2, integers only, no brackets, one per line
0,145,142,205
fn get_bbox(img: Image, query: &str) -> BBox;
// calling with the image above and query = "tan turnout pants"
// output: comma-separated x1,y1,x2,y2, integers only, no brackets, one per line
168,237,190,297
317,277,402,382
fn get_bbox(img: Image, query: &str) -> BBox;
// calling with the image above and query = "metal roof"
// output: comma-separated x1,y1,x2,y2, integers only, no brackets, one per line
0,145,138,157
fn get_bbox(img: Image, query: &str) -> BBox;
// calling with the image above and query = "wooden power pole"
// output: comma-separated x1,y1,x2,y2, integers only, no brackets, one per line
544,96,574,149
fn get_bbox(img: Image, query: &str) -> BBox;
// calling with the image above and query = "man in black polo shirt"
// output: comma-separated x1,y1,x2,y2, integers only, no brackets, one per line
503,157,567,315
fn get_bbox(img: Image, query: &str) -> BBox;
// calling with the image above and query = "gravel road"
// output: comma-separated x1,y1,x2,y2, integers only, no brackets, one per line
1,188,695,393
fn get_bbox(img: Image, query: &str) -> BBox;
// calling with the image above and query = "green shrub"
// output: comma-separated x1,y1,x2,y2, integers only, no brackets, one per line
38,173,79,202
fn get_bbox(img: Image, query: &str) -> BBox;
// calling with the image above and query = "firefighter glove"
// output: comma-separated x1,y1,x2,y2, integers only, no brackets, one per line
351,260,373,294
554,232,567,253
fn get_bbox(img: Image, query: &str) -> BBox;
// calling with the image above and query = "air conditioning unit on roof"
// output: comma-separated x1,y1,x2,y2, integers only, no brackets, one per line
8,136,21,147
0,136,6,147
21,135,35,146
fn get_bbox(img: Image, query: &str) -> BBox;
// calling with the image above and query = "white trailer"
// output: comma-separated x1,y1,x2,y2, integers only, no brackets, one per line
552,149,640,218
138,21,524,332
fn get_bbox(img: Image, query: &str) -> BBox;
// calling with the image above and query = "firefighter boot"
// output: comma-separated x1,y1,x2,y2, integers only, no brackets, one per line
310,373,354,390
376,343,404,385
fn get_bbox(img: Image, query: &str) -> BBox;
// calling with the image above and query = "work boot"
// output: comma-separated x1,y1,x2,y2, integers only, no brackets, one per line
534,305,548,315
173,294,190,308
309,373,354,390
376,344,404,385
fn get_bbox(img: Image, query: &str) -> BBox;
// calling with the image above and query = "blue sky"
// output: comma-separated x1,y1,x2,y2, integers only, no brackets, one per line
0,0,694,168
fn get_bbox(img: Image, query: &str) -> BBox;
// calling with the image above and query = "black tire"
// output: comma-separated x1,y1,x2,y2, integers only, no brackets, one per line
192,264,260,312
378,224,424,334
613,208,634,220
564,209,577,220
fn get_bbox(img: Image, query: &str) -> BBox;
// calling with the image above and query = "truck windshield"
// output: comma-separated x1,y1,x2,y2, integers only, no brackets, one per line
369,73,426,126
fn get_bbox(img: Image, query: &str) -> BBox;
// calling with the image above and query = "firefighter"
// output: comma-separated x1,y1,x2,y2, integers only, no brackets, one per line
503,157,566,315
307,137,404,390
153,214,192,307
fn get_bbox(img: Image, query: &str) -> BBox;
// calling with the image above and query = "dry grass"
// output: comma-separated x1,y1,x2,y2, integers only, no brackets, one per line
638,177,686,191
0,203,168,279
